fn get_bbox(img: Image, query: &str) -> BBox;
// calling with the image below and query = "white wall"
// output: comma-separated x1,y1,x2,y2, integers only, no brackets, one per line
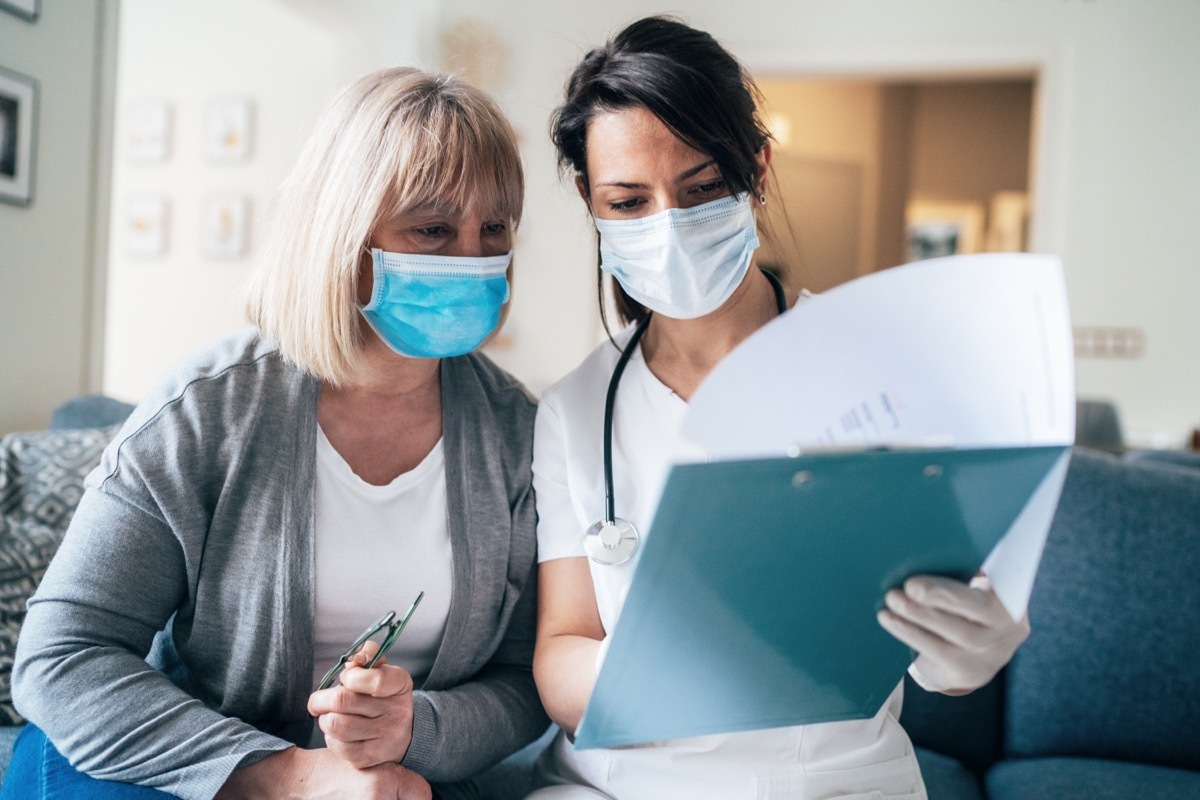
102,0,431,402
433,0,1200,446
100,0,1200,446
0,0,116,434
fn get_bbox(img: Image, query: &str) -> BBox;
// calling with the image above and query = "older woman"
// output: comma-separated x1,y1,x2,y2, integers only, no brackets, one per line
4,67,547,800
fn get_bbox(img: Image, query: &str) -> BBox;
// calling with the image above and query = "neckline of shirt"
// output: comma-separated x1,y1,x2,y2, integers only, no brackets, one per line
315,425,445,495
627,337,689,407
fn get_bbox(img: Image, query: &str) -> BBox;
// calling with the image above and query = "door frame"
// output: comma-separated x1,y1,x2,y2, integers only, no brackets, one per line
743,39,1069,258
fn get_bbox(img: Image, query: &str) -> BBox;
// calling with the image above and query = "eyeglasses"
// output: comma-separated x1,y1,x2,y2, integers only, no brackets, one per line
317,591,424,691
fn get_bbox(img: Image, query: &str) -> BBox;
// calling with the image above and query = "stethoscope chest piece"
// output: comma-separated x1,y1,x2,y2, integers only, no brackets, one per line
583,517,639,566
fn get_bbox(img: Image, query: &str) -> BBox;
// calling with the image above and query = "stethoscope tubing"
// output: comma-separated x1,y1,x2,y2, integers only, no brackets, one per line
593,270,787,565
602,313,652,524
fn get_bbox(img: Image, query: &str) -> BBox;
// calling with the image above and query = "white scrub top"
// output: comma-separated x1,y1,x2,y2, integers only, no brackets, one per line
532,326,927,800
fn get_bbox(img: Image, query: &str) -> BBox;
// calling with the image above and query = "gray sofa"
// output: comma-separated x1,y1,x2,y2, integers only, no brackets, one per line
2,399,1199,798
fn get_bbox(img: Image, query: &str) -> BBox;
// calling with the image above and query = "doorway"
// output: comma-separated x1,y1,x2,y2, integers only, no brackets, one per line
755,76,1036,293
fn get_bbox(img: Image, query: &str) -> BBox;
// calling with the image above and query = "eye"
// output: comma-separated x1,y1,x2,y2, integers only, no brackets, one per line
414,225,450,239
692,179,728,197
482,221,508,236
606,197,645,213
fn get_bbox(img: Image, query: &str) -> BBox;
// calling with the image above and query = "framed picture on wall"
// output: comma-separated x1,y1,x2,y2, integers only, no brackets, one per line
0,0,39,22
904,200,985,263
125,196,170,258
205,97,254,163
985,190,1030,252
0,65,37,206
201,195,250,258
126,100,173,164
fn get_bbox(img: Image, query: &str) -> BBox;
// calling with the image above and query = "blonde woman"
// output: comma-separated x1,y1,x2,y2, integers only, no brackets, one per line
5,67,546,800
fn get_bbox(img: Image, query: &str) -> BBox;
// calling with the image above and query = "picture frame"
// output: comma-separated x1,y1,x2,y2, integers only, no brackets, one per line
124,196,170,258
0,0,39,22
985,190,1030,252
201,195,250,258
126,99,173,164
0,65,38,206
905,200,985,263
205,97,254,163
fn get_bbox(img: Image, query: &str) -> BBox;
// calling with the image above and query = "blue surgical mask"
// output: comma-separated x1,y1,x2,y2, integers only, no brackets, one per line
595,193,759,319
360,248,511,359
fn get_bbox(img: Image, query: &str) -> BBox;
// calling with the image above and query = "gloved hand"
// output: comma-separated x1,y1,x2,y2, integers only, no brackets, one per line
876,574,1030,695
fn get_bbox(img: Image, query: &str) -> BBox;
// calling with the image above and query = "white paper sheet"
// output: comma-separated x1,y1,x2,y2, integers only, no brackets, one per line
681,253,1076,617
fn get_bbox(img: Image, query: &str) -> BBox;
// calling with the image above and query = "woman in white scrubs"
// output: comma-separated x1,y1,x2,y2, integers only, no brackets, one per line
528,16,1030,800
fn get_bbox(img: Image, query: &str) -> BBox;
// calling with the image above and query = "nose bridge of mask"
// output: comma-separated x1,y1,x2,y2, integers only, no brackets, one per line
598,193,743,236
366,249,511,309
372,249,511,278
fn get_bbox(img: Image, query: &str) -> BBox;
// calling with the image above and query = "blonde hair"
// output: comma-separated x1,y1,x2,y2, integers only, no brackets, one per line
244,66,524,385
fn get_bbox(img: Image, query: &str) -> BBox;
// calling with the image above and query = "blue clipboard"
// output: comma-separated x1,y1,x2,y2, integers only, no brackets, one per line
574,444,1067,750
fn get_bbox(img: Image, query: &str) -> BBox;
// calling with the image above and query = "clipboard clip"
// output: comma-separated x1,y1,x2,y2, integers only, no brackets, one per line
784,441,951,490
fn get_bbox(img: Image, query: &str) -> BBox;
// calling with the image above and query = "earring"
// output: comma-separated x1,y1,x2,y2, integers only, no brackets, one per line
758,193,767,206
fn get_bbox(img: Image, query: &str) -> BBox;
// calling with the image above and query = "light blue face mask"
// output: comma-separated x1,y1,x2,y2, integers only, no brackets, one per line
360,248,511,359
595,193,760,319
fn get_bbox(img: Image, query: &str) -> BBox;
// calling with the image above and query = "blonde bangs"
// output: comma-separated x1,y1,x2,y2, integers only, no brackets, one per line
378,80,524,229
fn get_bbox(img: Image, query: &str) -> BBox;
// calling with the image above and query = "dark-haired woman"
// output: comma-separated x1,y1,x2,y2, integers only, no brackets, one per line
528,17,1029,799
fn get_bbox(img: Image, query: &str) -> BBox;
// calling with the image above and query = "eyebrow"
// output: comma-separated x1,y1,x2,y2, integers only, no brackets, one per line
594,160,719,189
384,202,512,226
398,201,461,217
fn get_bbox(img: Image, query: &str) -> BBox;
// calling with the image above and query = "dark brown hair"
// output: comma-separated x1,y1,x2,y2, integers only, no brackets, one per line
550,16,772,329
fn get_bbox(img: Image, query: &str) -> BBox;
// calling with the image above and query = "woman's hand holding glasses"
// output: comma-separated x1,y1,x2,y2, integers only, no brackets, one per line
308,639,417,768
308,593,425,770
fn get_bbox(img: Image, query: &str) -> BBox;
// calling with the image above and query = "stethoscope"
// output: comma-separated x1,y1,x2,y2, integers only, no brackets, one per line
584,269,789,565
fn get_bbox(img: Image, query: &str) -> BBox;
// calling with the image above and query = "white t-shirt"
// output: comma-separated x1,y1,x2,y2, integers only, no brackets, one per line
532,327,925,800
311,426,453,697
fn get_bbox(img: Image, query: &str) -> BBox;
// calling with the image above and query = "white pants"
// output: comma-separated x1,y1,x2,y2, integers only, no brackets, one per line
523,686,926,800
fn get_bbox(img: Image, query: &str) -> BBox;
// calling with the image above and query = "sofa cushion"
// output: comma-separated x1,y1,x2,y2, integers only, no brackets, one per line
1074,399,1124,454
1124,447,1200,472
0,426,116,723
986,756,1200,800
49,394,136,431
474,724,554,800
1005,449,1200,771
914,747,984,800
899,672,1003,774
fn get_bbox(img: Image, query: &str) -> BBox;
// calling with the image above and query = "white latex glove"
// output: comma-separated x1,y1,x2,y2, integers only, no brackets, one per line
877,574,1030,695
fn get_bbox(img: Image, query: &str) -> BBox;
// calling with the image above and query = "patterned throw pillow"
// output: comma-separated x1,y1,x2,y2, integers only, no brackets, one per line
0,426,118,724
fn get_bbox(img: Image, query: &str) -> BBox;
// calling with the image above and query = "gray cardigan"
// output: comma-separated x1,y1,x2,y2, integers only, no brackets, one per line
12,330,548,800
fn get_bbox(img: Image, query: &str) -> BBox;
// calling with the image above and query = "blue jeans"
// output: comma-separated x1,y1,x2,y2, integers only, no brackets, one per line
0,725,180,799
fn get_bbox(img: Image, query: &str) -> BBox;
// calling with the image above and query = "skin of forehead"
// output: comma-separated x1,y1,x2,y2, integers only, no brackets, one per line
585,106,718,192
